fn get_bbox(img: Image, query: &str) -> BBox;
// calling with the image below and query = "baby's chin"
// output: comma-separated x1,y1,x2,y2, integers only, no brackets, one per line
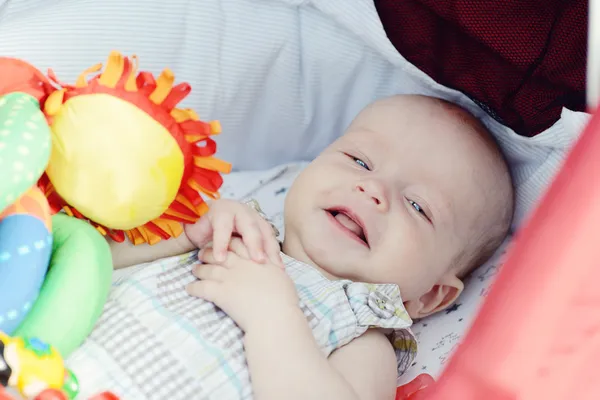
281,238,345,280
310,263,342,281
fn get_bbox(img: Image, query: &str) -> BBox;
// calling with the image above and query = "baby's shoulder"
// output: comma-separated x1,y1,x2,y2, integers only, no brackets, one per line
340,328,396,354
328,330,399,397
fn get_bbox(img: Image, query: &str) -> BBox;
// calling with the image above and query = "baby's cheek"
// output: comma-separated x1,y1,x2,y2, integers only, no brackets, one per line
383,222,426,262
378,231,434,294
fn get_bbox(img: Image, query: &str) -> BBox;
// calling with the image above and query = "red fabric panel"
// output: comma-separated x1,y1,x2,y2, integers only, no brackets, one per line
375,0,587,136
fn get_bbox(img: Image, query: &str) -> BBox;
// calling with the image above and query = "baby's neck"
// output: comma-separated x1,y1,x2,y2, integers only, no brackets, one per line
281,238,338,280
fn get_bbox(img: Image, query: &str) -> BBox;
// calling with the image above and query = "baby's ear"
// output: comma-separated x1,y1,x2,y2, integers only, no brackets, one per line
404,274,464,319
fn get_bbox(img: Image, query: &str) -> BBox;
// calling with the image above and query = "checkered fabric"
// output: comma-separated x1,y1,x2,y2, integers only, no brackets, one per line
67,252,416,399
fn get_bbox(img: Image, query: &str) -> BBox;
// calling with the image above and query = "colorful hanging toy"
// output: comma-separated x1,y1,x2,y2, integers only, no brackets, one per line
0,51,230,396
0,331,118,399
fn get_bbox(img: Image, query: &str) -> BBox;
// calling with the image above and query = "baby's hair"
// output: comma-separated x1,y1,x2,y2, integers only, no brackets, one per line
431,97,515,278
456,201,513,279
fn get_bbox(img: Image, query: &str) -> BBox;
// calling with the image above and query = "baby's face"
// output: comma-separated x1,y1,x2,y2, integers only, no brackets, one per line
283,96,501,303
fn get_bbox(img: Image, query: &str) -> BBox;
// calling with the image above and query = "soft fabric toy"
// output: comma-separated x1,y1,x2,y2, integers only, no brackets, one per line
0,96,110,394
1,50,230,246
0,51,229,360
0,93,54,335
0,73,111,358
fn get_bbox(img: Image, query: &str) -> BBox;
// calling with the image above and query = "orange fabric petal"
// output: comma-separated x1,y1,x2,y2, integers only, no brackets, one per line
188,169,224,193
161,211,198,223
192,138,217,157
193,156,232,173
0,57,53,99
180,120,212,136
162,83,191,110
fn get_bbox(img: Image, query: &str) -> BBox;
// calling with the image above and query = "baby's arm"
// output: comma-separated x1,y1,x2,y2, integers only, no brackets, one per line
109,234,195,269
328,330,399,399
109,198,281,269
244,313,398,400
187,244,397,400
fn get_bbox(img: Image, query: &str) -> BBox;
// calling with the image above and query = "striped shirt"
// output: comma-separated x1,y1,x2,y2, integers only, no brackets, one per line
68,251,416,399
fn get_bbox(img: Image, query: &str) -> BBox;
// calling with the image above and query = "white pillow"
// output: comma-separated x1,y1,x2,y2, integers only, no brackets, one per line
1,0,591,383
0,0,585,179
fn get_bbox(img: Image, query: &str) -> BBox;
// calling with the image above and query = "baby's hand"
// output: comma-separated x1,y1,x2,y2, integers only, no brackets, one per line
186,246,299,332
184,199,282,266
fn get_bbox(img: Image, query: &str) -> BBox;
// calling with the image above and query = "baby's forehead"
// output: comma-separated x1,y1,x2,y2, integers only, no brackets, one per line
352,96,479,138
346,106,487,163
344,97,500,210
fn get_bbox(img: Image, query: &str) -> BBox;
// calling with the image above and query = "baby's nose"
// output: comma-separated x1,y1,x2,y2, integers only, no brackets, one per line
355,181,389,211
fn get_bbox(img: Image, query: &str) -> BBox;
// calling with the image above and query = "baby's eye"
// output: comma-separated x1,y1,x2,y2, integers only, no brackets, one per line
352,156,370,170
409,200,427,217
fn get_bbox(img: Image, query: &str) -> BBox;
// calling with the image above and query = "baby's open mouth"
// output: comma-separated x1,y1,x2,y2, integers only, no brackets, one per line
327,209,369,247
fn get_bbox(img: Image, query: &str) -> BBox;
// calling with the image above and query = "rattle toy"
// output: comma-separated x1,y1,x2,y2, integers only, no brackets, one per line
0,331,79,398
0,332,118,400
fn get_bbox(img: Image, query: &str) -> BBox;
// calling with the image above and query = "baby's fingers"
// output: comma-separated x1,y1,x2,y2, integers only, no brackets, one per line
184,216,213,248
211,212,235,262
192,263,229,282
260,223,283,267
228,237,251,260
198,248,241,267
186,279,221,304
198,247,223,265
236,214,267,263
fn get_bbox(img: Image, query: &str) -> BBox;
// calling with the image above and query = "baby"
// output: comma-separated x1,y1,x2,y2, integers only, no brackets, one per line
103,94,514,400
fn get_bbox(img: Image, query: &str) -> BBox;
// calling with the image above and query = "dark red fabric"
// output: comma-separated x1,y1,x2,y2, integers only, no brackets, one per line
375,0,587,137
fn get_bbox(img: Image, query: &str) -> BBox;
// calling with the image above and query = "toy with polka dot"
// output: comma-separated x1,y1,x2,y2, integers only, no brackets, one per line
0,93,53,337
0,52,229,398
0,90,115,399
0,93,116,400
0,81,114,352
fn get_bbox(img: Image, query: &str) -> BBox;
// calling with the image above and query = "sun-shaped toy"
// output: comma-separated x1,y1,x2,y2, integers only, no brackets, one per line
8,51,231,245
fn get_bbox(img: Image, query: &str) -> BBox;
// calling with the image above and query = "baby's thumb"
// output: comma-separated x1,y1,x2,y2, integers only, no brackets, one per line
184,216,213,248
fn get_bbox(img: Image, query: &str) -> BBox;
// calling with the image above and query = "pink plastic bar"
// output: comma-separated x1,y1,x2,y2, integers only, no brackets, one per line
423,109,600,399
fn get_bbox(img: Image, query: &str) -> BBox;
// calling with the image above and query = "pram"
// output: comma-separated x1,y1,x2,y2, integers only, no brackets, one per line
0,0,595,399
389,0,597,398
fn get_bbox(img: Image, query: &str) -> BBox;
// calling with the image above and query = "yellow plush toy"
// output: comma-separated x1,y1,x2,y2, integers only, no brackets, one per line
34,51,231,245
